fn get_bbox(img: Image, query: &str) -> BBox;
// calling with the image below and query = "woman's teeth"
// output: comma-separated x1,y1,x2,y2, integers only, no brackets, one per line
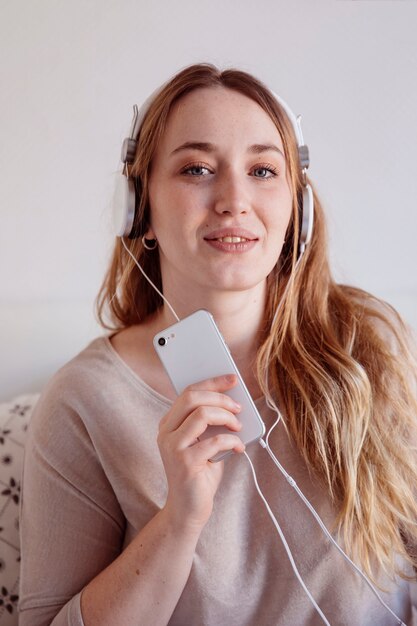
216,236,249,243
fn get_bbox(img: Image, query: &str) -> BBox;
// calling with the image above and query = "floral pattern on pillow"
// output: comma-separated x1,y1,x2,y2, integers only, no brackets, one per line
0,395,39,625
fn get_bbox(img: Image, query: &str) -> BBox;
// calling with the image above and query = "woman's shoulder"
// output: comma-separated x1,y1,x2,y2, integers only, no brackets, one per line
338,284,416,356
27,335,118,436
42,334,114,399
30,327,171,438
336,286,417,412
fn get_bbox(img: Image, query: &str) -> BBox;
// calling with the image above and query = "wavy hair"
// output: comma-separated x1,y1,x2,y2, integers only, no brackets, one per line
96,63,417,582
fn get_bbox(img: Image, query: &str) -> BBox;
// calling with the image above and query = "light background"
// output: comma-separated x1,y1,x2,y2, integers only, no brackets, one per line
1,0,416,401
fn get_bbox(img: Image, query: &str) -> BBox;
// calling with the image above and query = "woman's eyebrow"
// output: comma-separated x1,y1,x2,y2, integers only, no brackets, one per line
170,141,215,156
170,141,284,158
249,143,285,158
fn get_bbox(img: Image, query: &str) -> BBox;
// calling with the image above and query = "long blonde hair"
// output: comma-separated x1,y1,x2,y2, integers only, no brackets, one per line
97,63,417,582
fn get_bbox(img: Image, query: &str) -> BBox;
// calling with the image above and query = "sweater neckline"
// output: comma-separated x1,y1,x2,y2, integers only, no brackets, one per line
100,334,266,411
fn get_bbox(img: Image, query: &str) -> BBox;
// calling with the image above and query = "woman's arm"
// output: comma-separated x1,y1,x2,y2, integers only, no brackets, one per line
82,373,244,626
81,507,201,626
20,374,244,626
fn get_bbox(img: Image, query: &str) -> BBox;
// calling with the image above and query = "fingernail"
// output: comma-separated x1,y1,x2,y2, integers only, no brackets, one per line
225,374,235,383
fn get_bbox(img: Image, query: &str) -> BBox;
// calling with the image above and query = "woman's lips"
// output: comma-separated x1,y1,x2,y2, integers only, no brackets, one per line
204,230,258,253
204,238,258,252
204,228,258,241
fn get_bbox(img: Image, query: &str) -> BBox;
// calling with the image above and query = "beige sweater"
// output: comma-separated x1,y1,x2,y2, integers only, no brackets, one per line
19,336,416,625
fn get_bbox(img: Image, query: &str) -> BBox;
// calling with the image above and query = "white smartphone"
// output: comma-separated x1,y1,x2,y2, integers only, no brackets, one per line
153,309,265,462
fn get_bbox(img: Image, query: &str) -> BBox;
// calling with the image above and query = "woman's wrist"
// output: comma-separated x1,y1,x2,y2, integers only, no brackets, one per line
159,502,207,541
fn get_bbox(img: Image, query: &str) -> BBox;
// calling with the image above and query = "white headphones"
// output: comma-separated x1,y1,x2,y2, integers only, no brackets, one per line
112,86,314,257
271,93,314,256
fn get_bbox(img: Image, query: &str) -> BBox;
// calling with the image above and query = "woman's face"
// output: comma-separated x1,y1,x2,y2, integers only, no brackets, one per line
147,86,293,299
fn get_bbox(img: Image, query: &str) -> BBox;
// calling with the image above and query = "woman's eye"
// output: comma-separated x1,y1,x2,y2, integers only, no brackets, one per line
252,165,278,179
181,164,211,176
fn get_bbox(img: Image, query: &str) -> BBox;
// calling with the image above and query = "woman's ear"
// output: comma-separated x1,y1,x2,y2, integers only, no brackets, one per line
143,226,156,240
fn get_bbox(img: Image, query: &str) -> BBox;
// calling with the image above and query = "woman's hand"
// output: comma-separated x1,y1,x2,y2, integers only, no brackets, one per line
157,374,245,534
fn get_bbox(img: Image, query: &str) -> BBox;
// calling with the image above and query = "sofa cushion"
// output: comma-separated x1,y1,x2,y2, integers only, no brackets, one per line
0,394,39,625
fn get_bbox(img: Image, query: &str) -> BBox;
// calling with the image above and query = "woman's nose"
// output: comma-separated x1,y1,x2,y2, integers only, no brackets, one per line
213,172,251,216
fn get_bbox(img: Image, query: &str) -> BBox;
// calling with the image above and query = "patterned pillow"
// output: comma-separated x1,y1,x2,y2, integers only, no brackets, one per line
0,394,39,626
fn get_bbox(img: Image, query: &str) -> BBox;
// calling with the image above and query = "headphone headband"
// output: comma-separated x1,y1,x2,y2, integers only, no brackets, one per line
120,88,310,172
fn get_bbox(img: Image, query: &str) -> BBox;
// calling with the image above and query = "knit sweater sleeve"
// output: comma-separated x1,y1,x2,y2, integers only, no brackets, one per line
19,357,126,626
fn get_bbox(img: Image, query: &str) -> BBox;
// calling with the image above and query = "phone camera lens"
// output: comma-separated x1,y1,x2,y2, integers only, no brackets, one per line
158,337,166,346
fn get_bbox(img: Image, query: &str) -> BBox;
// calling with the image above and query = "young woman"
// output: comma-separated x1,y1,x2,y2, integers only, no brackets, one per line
20,63,417,625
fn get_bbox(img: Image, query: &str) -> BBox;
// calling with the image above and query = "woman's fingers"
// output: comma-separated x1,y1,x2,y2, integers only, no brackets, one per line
188,374,237,393
175,405,242,449
185,432,246,464
159,375,240,433
157,375,246,530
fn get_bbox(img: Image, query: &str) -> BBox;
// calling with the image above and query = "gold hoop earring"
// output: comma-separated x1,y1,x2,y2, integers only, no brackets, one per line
142,236,158,250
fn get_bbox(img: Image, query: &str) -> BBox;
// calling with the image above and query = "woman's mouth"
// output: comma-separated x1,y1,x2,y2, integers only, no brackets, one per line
212,236,251,243
204,230,258,253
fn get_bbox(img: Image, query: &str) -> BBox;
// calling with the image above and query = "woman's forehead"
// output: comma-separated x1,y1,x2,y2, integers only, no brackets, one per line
160,86,284,152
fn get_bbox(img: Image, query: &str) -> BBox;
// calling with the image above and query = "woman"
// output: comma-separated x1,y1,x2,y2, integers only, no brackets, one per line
20,63,417,625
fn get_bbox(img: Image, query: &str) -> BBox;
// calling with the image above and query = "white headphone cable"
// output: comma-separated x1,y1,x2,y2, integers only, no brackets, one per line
243,450,332,625
121,237,180,322
257,429,407,625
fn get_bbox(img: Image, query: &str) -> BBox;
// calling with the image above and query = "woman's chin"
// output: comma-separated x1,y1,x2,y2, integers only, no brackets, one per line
197,274,267,295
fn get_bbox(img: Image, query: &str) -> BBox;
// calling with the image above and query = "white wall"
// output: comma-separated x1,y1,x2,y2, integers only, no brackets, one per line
1,0,416,401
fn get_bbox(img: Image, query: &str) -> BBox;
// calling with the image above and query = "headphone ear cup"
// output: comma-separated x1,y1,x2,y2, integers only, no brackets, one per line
128,177,146,240
112,173,136,237
299,184,314,255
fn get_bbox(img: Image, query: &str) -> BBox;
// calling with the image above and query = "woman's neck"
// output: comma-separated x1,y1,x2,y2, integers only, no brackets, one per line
155,284,268,398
